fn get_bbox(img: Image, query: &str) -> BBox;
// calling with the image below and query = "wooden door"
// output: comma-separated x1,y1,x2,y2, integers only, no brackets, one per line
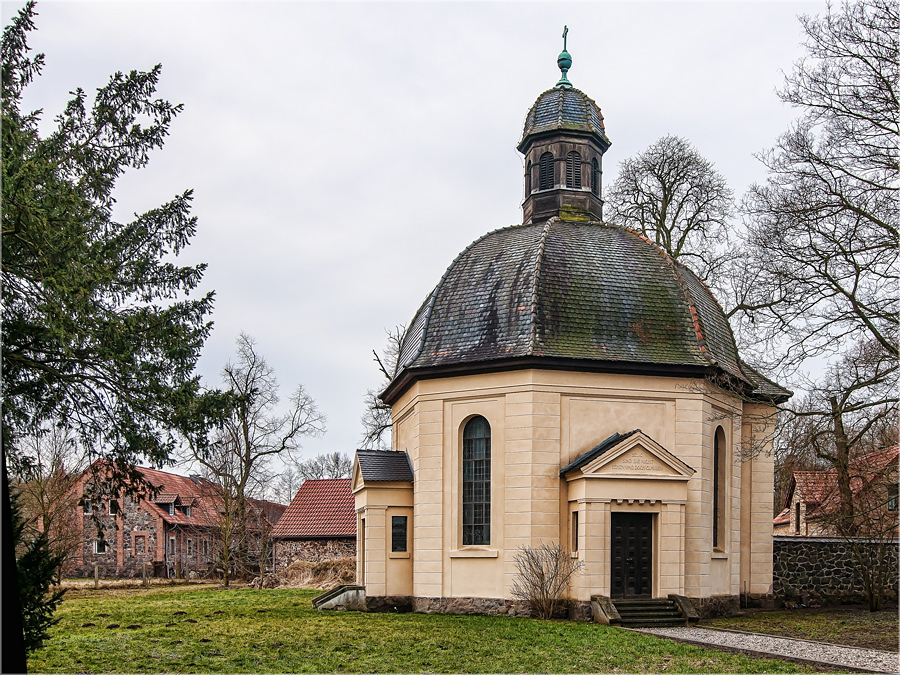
610,512,653,598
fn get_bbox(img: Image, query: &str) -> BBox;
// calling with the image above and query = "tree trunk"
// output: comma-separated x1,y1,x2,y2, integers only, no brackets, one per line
830,396,856,536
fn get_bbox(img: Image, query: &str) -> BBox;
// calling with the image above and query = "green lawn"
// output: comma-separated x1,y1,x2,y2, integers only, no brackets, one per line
705,607,899,653
29,586,822,673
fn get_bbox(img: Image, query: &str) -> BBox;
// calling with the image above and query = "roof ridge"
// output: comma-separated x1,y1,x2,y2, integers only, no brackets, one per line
528,219,554,354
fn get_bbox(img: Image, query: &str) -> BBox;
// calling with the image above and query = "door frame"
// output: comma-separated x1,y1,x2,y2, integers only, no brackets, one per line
609,510,656,599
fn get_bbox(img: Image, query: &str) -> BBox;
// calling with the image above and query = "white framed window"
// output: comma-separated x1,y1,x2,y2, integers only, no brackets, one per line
168,503,175,516
82,498,93,515
108,499,119,516
168,536,176,556
201,539,209,558
187,539,194,556
183,505,191,518
94,538,108,554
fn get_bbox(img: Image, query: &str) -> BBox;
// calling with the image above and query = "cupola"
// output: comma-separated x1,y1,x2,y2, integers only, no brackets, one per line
518,27,612,224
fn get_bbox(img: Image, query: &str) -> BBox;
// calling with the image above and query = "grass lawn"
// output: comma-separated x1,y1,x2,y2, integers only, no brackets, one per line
705,607,899,653
28,586,826,673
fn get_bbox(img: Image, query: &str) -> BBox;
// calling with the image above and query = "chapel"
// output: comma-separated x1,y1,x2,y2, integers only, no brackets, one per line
352,32,790,619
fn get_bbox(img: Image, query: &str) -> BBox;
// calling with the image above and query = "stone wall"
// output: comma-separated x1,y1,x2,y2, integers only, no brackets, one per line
273,538,356,569
773,536,899,604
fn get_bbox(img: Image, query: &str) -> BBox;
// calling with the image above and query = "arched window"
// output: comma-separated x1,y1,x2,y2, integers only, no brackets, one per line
565,151,581,188
713,427,726,548
462,416,491,546
591,157,600,195
525,161,532,195
538,152,554,190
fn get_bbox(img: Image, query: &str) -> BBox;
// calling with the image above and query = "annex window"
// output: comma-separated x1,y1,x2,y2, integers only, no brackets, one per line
462,415,491,546
565,151,582,188
134,534,146,555
168,503,175,516
168,537,176,556
94,538,108,554
391,516,408,553
713,426,726,549
538,152,554,190
795,502,802,533
889,485,897,512
591,158,600,195
525,161,532,195
187,539,194,556
108,499,119,516
571,511,579,552
82,497,92,515
202,539,210,558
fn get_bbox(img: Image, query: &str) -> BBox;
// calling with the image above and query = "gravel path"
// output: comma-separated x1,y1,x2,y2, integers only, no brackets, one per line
636,626,899,673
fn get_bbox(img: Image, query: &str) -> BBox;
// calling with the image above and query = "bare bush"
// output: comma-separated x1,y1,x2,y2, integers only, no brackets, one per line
510,543,583,619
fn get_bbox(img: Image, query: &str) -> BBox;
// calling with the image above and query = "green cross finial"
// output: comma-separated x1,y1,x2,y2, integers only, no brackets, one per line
556,25,572,88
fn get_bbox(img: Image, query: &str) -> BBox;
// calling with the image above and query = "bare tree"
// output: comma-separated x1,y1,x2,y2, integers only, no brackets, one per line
189,333,325,583
270,465,303,505
736,0,898,371
8,425,87,575
606,134,735,284
734,0,898,528
294,452,352,482
510,542,583,619
360,325,406,449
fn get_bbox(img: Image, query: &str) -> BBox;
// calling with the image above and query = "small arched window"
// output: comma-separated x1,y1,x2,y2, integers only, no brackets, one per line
538,152,554,190
591,158,600,195
565,151,582,188
713,426,726,548
462,416,491,546
525,161,532,195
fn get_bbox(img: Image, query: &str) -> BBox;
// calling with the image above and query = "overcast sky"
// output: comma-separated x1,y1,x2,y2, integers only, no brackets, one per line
8,0,824,481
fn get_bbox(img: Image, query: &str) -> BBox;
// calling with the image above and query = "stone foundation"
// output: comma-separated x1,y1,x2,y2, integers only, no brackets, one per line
413,596,531,617
365,595,413,613
690,594,739,618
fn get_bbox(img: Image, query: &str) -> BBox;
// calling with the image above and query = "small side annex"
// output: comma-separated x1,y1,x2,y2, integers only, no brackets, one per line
352,450,414,598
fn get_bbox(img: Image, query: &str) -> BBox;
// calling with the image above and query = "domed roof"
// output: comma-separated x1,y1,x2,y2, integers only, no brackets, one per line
385,221,788,404
519,86,609,147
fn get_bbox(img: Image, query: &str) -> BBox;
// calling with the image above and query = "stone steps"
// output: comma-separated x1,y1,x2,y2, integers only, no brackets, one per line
613,598,688,627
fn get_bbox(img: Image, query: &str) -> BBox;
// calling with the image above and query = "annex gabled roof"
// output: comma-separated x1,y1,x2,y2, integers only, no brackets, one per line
560,429,695,480
271,478,355,539
355,450,414,484
385,221,791,406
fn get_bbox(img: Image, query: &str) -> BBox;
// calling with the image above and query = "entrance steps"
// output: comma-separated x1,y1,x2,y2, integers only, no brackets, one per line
612,598,689,628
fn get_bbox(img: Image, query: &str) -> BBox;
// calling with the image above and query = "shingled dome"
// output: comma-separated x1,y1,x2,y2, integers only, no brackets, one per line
384,220,788,404
518,87,609,149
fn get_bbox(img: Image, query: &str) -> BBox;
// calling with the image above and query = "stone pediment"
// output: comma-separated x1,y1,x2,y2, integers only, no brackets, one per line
578,432,694,481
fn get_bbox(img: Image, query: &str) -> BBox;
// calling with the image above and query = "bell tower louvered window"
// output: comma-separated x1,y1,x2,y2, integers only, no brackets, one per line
525,161,532,195
462,416,491,546
538,152,554,190
591,157,600,195
565,151,582,188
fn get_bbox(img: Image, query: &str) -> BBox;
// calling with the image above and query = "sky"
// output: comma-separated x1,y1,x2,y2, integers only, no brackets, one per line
6,0,824,481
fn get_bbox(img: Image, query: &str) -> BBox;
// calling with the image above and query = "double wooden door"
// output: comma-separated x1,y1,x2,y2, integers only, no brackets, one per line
610,512,653,598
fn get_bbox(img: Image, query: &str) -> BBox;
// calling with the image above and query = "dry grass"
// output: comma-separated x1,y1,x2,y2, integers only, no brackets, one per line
268,557,356,589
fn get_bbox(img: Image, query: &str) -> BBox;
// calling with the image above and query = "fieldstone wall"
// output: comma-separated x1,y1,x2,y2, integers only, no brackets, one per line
690,594,739,618
774,536,899,604
273,538,356,569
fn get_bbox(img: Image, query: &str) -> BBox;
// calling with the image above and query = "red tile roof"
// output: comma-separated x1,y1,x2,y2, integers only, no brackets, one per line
782,445,899,518
773,507,791,526
82,460,285,528
271,478,355,539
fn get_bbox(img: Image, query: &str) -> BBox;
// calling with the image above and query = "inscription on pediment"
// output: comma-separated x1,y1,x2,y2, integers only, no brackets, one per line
603,447,668,474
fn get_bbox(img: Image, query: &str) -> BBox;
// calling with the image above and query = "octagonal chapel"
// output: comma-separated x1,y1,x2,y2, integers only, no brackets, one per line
352,34,789,619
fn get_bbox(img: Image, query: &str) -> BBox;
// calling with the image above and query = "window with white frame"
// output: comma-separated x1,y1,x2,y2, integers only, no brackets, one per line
94,538,108,554
82,497,92,515
108,499,119,516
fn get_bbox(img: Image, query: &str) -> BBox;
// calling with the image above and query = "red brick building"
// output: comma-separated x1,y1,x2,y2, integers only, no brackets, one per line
271,478,356,568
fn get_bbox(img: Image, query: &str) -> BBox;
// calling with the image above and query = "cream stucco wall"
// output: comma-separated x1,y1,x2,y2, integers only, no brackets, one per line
357,368,776,603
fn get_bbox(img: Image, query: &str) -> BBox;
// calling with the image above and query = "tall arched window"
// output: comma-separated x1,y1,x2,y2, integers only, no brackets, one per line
463,416,491,546
565,151,582,188
538,152,554,190
713,427,726,548
591,157,600,195
525,161,532,195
